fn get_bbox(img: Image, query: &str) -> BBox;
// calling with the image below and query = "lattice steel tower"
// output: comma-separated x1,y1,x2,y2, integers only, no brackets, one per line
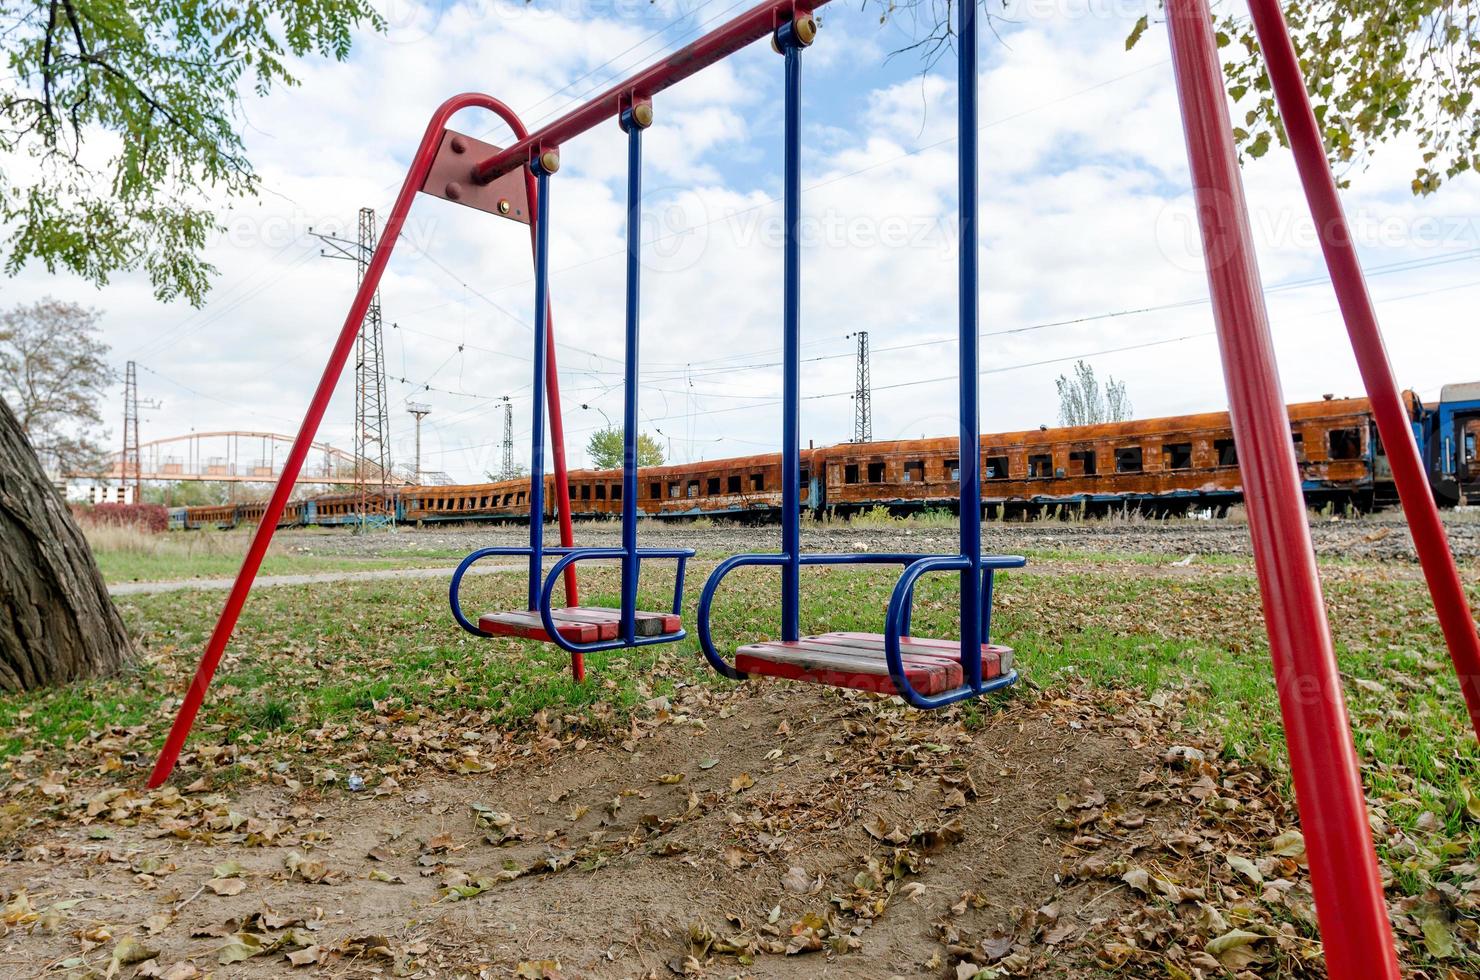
311,210,394,526
499,395,515,480
123,360,141,499
353,208,392,524
848,331,872,442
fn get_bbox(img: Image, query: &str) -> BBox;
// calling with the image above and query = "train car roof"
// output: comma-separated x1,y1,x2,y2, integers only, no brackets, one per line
1441,381,1480,404
819,396,1377,455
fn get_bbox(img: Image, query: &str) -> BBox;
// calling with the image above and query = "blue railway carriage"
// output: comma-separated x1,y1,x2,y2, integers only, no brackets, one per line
1426,382,1480,506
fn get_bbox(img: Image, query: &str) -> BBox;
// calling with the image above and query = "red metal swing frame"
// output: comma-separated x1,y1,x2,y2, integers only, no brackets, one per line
147,2,1480,974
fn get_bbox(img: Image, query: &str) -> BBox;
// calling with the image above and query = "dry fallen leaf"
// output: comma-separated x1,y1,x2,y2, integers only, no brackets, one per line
218,932,268,965
111,936,160,969
1269,830,1306,862
286,945,321,968
1205,929,1265,970
782,865,815,894
205,878,247,897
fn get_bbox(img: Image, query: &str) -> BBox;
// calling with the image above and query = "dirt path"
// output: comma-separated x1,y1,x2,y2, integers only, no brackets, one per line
2,680,1304,979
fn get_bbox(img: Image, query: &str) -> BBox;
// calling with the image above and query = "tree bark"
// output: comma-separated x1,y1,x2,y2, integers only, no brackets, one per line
0,396,130,691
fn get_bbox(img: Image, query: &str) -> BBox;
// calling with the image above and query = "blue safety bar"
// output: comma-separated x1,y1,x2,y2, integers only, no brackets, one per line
449,105,692,655
694,1,1026,708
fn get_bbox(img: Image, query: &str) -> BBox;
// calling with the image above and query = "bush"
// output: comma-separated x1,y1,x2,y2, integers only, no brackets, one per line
73,502,169,533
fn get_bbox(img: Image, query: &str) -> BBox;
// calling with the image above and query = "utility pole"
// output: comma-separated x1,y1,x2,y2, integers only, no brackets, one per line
406,402,431,483
123,361,140,501
847,331,873,443
312,209,393,529
500,396,515,480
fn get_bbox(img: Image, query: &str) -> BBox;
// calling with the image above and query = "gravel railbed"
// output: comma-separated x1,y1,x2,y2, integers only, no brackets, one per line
272,510,1480,563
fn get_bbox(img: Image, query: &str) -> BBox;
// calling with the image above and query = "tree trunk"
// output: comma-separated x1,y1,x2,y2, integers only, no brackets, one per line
0,396,131,691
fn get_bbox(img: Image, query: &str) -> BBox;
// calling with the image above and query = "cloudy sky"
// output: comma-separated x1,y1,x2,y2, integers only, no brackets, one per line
6,0,1479,482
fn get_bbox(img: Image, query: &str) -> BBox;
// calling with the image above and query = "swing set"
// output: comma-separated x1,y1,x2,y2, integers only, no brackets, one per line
146,0,1480,975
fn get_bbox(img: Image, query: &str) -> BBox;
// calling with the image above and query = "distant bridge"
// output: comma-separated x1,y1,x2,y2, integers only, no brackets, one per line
70,430,414,487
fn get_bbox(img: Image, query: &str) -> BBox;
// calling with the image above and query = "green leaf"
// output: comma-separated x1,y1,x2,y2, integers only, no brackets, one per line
1125,15,1149,51
1419,904,1457,959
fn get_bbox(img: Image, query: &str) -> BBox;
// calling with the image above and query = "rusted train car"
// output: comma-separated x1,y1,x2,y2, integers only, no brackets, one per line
818,395,1383,516
180,386,1479,529
398,454,812,523
400,481,531,523
565,452,814,519
394,395,1382,523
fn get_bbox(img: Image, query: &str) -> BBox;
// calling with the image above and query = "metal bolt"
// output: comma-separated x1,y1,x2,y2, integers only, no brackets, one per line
539,150,560,174
632,102,654,129
450,135,467,154
445,181,463,201
795,13,817,45
498,199,511,214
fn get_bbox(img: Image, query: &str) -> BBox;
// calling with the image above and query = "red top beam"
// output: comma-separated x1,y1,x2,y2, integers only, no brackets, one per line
472,0,827,182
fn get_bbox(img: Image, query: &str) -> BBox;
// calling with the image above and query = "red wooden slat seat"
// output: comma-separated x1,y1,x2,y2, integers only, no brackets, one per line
734,632,1013,696
479,606,682,644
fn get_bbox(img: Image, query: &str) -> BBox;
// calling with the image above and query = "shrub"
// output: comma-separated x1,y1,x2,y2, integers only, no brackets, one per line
73,502,169,533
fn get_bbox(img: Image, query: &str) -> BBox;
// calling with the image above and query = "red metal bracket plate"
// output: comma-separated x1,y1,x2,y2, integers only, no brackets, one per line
419,129,531,224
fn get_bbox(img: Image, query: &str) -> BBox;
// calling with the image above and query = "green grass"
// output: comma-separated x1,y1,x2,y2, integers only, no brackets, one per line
3,554,1476,903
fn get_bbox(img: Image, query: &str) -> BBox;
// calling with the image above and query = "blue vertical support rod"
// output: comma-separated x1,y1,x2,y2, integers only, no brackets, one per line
956,0,983,686
619,104,650,643
528,162,554,609
779,21,804,642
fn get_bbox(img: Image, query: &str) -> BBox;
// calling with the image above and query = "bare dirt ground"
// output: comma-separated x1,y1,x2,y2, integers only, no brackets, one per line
276,510,1480,564
1,681,1314,979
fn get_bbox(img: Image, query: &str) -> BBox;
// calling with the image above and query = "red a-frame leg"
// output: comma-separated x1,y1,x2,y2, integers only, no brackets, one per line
148,93,579,787
1164,1,1401,976
1245,0,1480,742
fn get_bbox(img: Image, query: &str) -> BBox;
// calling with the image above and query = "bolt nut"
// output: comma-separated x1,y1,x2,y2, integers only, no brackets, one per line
794,13,817,45
449,135,467,154
539,150,560,174
445,181,463,201
632,102,654,129
498,199,512,214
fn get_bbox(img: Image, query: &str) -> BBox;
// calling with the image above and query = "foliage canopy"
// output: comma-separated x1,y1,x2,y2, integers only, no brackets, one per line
586,426,666,470
0,0,384,304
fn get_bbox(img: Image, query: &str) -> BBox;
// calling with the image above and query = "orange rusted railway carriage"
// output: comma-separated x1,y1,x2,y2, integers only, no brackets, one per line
180,392,1446,528
817,395,1385,516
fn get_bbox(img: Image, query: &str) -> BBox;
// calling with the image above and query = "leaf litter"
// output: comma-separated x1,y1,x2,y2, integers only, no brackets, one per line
0,555,1476,976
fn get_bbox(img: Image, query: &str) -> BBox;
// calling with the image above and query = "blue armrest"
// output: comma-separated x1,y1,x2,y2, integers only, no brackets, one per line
537,547,695,654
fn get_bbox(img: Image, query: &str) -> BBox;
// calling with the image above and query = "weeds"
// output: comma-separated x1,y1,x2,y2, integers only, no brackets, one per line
850,506,901,527
86,524,443,583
